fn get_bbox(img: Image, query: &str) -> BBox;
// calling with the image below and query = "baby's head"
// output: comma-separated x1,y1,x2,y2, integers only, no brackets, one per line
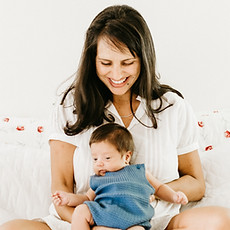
89,123,135,176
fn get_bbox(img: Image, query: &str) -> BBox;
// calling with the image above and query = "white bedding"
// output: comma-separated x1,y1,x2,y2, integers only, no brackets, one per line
181,141,230,211
0,143,51,222
0,117,51,224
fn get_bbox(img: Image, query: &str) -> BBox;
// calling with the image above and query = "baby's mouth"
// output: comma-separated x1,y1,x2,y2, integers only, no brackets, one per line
98,170,107,176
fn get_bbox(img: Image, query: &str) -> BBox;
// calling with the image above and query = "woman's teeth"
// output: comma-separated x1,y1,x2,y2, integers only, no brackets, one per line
110,78,127,84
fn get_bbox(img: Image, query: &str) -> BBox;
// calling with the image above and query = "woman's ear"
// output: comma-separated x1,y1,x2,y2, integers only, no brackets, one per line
124,151,132,164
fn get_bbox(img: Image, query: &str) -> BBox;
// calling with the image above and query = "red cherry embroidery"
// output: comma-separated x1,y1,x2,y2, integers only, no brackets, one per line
37,126,44,133
16,126,25,131
205,145,213,151
224,130,230,138
198,121,204,127
3,118,10,122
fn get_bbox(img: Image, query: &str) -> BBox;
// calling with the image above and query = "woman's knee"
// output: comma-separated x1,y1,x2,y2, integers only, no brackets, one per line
167,206,230,230
211,206,230,230
0,219,25,230
198,206,230,230
0,219,50,230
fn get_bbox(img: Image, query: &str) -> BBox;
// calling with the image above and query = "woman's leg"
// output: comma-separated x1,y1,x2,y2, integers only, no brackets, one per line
166,206,230,230
71,204,94,230
0,219,51,230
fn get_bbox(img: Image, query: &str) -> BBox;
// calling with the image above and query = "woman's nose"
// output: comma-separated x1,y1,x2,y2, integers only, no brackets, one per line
111,65,123,80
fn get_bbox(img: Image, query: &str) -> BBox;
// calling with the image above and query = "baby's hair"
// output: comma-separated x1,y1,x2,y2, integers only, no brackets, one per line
89,123,134,155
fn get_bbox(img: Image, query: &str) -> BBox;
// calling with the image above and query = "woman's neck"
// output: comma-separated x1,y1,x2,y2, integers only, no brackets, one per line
112,93,140,127
112,92,131,106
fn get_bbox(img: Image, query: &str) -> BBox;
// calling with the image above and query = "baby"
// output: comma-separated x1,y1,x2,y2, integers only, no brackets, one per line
52,123,188,230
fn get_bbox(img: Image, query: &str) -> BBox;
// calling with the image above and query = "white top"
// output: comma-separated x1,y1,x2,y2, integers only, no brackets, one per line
48,91,199,229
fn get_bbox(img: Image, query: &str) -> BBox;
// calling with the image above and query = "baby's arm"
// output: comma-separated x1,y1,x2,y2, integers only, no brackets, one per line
146,170,188,205
52,188,96,207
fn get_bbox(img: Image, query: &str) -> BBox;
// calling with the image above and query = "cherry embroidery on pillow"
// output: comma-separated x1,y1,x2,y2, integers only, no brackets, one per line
198,121,204,127
37,126,44,133
224,130,230,138
16,126,25,131
205,145,213,151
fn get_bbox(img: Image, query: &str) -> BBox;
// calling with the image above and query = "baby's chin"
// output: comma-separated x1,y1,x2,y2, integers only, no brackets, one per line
97,170,107,176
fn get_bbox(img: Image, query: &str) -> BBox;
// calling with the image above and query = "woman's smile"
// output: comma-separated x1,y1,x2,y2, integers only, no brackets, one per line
109,77,129,87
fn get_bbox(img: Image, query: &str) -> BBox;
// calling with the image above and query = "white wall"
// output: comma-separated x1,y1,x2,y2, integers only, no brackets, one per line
1,0,229,119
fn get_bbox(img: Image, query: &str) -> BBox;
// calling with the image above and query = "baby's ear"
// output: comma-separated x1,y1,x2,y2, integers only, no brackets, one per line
125,151,132,164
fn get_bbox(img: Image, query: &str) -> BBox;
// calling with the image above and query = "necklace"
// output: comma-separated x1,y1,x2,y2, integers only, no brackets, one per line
120,113,134,118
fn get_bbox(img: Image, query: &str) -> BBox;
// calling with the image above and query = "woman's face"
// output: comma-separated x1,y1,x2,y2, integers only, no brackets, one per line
96,37,141,96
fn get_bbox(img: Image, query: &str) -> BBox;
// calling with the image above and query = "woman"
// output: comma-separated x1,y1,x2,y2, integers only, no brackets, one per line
1,4,230,230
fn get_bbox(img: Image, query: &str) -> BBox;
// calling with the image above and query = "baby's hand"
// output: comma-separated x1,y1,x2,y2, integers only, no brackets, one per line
173,191,188,205
149,194,155,203
52,191,70,206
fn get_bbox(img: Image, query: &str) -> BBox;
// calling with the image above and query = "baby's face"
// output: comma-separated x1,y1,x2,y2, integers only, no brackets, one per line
90,140,128,176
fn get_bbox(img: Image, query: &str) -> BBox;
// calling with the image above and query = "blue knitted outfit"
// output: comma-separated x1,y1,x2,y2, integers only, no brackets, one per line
84,164,155,230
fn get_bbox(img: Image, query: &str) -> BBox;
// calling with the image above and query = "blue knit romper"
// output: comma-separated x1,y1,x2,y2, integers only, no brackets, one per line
84,164,155,230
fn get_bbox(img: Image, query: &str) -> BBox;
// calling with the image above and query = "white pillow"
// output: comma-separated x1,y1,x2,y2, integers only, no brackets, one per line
181,140,230,211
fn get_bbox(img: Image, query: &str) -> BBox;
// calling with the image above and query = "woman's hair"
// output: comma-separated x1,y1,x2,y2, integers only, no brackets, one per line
89,123,134,154
62,4,183,135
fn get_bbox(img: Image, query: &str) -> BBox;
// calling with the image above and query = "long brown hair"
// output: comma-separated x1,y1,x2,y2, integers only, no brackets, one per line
61,5,183,135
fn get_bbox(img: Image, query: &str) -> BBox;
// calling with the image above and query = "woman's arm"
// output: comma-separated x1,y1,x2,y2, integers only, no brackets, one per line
146,171,188,204
167,150,205,202
50,140,88,222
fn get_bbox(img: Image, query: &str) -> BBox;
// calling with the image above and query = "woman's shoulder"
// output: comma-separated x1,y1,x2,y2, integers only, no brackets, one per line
51,87,76,125
162,91,184,105
54,73,76,105
55,87,75,107
147,91,184,111
161,92,196,121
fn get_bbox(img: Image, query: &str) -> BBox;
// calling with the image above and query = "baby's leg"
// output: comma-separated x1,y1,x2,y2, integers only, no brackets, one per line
127,226,145,230
71,204,94,230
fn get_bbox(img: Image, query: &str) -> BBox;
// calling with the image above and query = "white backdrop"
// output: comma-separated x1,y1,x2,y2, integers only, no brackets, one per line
0,0,229,119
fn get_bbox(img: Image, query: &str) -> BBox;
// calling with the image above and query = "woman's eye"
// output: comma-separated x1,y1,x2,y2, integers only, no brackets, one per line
123,62,134,66
101,62,111,66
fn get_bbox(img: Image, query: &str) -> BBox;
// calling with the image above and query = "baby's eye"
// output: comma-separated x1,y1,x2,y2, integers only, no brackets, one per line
93,158,98,162
105,157,111,160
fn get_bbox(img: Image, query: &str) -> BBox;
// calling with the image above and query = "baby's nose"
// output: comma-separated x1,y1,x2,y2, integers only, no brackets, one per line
96,160,104,167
